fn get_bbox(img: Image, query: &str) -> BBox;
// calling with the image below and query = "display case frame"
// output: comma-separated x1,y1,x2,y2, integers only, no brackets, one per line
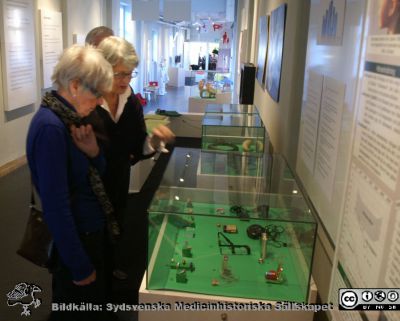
205,103,259,115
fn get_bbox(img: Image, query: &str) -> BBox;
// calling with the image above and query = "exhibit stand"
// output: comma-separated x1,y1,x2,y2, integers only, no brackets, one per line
138,103,318,321
139,145,318,320
168,67,185,87
188,94,232,113
139,273,317,321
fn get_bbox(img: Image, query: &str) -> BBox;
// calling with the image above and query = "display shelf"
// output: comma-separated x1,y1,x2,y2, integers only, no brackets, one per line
201,114,265,155
205,103,259,115
147,186,316,303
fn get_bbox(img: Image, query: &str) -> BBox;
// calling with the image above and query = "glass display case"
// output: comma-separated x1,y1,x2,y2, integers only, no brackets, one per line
188,86,232,113
197,150,266,191
147,186,317,303
201,113,265,155
205,103,259,115
186,70,232,89
159,147,299,194
157,147,266,193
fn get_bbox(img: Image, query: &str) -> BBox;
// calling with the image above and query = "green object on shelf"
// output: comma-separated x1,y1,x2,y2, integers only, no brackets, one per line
170,259,195,272
144,114,170,134
176,269,188,283
182,245,193,258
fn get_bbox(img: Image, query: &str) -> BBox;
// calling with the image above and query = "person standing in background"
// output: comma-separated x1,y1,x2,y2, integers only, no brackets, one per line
26,45,118,321
85,26,114,46
159,58,169,95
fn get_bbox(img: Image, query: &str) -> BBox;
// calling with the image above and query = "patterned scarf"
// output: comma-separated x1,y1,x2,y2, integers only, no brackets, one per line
42,92,120,242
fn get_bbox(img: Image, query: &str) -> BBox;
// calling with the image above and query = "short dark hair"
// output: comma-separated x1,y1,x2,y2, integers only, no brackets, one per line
85,26,114,46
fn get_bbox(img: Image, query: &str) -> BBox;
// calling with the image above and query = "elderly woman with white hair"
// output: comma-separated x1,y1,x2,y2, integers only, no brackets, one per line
26,45,118,321
86,36,174,280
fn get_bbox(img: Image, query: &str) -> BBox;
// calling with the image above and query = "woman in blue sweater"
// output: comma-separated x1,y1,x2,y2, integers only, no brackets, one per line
26,45,117,321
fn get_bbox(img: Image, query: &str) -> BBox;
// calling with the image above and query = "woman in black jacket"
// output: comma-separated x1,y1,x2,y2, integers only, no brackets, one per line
86,36,174,280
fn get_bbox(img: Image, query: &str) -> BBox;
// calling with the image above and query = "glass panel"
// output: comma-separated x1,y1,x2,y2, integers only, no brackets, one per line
147,186,316,302
146,147,316,302
205,104,259,114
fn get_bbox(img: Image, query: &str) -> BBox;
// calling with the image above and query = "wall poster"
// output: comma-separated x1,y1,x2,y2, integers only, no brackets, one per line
265,3,286,102
256,15,268,86
40,10,63,89
299,70,324,174
1,0,37,111
314,76,346,201
330,0,400,316
317,0,346,46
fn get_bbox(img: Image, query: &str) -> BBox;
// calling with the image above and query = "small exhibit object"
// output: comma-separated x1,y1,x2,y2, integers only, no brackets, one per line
223,224,238,233
220,255,235,281
265,263,285,283
216,208,225,215
246,224,265,239
259,232,268,263
170,259,195,272
176,269,187,283
186,198,193,208
182,242,193,257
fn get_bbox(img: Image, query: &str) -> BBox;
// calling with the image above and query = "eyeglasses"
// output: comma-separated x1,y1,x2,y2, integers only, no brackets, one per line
82,83,102,98
113,70,138,80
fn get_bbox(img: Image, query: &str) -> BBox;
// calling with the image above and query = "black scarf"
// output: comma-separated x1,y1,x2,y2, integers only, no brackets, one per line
42,92,120,242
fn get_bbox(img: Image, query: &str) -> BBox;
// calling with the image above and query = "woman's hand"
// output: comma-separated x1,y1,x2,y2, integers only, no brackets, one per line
150,125,175,149
71,124,99,158
73,270,96,286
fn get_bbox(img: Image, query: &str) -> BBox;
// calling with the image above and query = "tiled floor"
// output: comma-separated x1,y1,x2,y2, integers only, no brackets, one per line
144,85,192,114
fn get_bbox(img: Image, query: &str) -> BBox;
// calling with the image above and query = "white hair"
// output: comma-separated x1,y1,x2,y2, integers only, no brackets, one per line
52,45,113,94
97,36,139,69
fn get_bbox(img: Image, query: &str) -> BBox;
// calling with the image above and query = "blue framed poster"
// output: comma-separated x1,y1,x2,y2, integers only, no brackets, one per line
266,3,287,102
256,15,269,86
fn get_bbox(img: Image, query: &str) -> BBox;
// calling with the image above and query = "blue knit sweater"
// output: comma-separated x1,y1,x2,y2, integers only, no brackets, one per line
26,92,106,281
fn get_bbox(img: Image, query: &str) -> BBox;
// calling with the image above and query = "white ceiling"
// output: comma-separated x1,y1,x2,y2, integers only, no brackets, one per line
159,0,232,23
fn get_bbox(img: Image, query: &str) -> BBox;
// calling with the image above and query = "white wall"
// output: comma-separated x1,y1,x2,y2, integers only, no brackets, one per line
0,0,60,168
248,0,340,304
0,0,109,168
63,0,105,46
252,0,310,170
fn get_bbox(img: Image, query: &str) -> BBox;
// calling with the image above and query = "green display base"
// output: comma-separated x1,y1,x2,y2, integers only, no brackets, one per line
148,202,312,302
